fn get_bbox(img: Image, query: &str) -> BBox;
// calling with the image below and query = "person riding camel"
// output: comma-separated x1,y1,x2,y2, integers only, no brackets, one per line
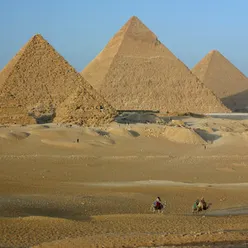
193,198,200,211
198,197,207,210
154,197,163,210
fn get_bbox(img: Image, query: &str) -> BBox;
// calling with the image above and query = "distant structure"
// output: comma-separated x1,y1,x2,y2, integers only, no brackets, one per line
81,16,229,113
0,34,116,125
192,50,248,111
54,86,116,126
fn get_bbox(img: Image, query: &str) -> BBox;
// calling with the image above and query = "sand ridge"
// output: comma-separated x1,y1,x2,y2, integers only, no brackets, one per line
163,126,207,145
1,117,248,247
81,16,229,114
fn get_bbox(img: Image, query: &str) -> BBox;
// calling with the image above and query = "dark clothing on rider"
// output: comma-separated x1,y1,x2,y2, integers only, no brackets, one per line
202,200,207,210
154,200,163,210
200,198,207,210
156,201,162,209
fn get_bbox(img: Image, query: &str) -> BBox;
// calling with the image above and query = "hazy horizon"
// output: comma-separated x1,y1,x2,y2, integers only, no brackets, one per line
1,0,248,76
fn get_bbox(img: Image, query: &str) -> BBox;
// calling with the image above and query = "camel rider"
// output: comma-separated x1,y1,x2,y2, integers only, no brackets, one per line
198,197,207,210
154,197,163,210
193,199,200,211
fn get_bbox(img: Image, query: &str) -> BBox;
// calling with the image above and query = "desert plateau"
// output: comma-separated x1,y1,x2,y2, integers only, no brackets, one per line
1,113,248,247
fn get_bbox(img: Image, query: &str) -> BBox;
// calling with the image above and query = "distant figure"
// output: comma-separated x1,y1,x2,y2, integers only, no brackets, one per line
76,138,79,143
198,197,207,210
192,198,200,212
154,196,163,210
151,196,166,213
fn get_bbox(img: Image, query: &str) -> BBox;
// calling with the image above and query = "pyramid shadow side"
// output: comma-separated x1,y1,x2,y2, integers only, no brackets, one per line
222,89,248,112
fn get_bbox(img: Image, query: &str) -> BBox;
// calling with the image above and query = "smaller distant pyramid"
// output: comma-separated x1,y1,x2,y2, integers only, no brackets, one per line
192,50,248,111
54,86,116,126
0,34,116,125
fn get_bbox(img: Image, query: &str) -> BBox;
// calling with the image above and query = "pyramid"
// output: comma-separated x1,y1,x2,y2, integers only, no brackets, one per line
192,50,248,111
54,86,115,126
81,16,229,113
0,34,116,125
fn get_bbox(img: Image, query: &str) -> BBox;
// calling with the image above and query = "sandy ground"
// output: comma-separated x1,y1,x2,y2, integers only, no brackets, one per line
1,115,248,247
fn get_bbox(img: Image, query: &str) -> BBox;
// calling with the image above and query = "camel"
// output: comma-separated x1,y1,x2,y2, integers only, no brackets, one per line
192,199,212,213
150,201,167,213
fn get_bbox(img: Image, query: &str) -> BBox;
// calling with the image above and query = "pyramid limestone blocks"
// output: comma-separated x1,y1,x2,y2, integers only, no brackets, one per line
192,50,248,111
0,34,116,125
81,16,230,113
54,86,116,126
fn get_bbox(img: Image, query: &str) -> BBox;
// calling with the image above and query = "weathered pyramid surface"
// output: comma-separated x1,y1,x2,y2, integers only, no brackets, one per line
0,34,116,124
192,50,248,111
81,16,229,113
54,86,116,126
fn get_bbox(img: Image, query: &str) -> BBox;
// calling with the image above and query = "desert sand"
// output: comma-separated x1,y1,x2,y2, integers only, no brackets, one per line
1,114,248,247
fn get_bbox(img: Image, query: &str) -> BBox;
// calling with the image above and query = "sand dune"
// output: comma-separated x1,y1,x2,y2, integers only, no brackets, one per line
108,127,139,138
1,116,248,247
163,126,206,145
0,131,30,140
194,128,221,143
29,124,50,130
32,214,248,248
40,139,91,149
83,127,102,136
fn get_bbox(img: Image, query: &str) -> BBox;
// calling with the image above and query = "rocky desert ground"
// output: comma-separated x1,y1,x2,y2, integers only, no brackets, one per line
1,113,248,248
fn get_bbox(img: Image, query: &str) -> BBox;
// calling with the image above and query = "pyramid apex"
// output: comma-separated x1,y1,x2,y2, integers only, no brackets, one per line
126,16,145,26
128,16,140,22
21,34,49,48
209,50,221,55
33,33,44,38
118,15,157,43
29,33,47,42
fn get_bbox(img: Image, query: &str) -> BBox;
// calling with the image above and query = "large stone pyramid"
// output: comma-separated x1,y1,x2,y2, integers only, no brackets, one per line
0,34,116,125
192,50,248,111
81,16,229,113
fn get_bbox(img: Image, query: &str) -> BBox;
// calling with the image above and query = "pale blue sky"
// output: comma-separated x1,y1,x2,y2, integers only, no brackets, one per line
1,0,248,75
